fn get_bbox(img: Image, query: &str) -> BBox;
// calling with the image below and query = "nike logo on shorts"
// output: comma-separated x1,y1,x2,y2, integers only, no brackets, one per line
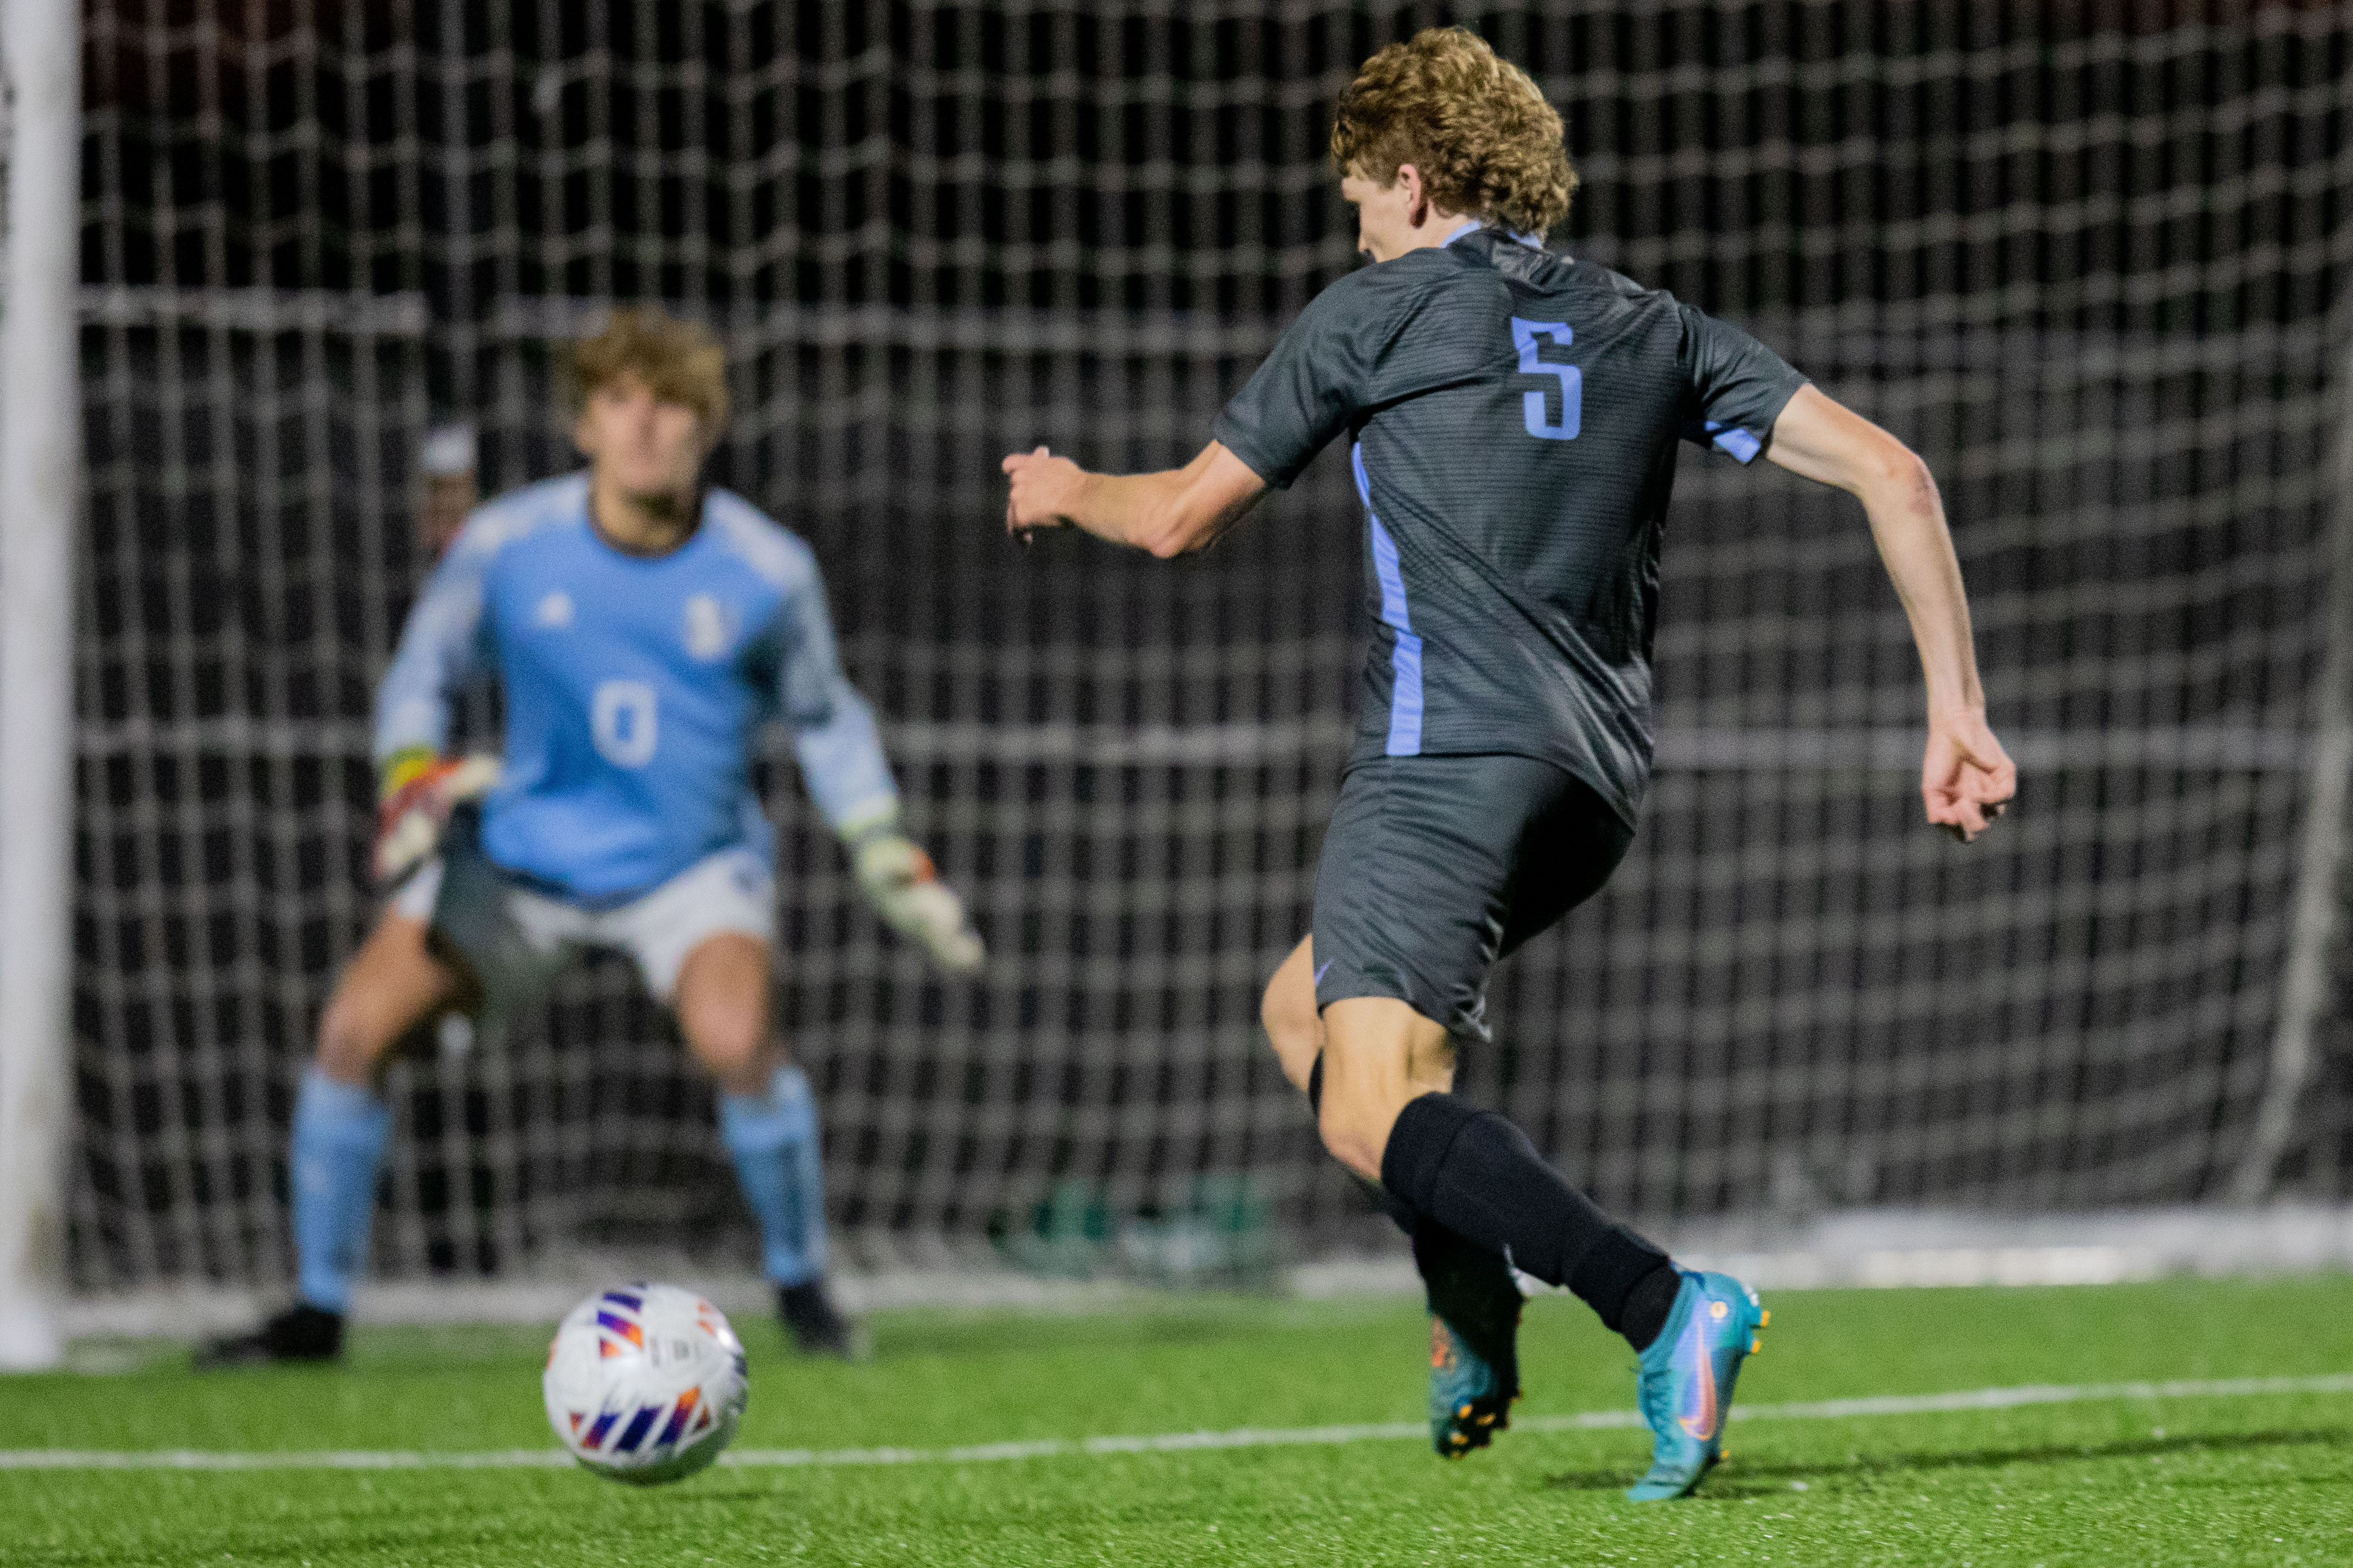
1313,961,1332,987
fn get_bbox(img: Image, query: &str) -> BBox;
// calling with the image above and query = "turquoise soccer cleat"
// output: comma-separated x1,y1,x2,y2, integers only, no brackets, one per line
1625,1269,1767,1501
1415,1226,1523,1458
1428,1312,1519,1457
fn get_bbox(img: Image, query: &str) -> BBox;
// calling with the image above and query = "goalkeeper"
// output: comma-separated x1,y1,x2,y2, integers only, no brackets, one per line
1004,29,2014,1500
202,306,980,1368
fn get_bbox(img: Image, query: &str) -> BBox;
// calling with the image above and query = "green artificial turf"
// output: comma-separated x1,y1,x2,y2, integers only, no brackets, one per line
3,1275,2350,1565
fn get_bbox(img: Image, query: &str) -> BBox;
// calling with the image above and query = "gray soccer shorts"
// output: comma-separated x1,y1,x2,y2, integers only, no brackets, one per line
392,812,775,1019
1310,754,1633,1042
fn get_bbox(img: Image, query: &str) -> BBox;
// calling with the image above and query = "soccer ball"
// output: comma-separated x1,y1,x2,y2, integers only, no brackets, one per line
544,1283,749,1484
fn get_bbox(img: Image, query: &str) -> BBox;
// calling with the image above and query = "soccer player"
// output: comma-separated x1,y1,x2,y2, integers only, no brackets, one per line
202,307,981,1368
1003,30,2014,1500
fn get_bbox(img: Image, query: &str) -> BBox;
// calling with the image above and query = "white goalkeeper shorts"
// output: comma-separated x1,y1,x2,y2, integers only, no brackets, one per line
391,828,775,1016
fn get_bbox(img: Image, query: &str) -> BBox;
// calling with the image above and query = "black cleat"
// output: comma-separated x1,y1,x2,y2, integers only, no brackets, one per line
1414,1225,1523,1457
778,1280,865,1360
194,1302,345,1369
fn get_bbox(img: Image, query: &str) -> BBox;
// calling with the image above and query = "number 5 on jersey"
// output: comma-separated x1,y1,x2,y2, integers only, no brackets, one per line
1510,317,1581,441
593,679,659,768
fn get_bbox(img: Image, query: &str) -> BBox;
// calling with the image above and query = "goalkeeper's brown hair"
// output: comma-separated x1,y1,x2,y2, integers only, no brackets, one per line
1329,28,1577,239
564,306,730,429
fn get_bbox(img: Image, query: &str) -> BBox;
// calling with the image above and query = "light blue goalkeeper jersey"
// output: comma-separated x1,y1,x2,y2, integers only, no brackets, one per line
373,473,898,902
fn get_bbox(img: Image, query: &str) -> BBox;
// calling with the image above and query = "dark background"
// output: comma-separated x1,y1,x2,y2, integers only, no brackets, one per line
65,2,2353,1291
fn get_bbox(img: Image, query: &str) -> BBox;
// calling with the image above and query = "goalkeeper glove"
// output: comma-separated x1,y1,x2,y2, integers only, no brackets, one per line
846,815,984,973
374,748,502,886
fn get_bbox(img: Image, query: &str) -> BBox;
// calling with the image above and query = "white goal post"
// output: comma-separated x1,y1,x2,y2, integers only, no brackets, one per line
2233,340,2353,1204
0,0,82,1371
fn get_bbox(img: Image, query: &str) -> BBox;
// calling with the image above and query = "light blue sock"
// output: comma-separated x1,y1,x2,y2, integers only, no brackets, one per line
719,1065,827,1287
290,1068,392,1313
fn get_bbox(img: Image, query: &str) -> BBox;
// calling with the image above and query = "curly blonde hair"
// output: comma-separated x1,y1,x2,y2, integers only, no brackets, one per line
564,305,730,428
1329,28,1577,239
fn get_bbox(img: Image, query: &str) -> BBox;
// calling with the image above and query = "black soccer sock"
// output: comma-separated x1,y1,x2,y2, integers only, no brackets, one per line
1380,1091,1676,1350
1308,1052,1416,1237
1412,1221,1522,1368
1315,1055,1523,1371
1616,1261,1683,1352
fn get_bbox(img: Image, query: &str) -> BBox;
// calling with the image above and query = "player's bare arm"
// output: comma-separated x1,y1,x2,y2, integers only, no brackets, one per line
1767,385,2018,843
1001,439,1265,557
999,161,1460,554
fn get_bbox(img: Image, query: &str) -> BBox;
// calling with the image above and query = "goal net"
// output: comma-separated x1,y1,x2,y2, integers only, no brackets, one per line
61,2,2353,1295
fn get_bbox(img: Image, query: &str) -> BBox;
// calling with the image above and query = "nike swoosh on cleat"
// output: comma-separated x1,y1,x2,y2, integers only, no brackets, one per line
1674,1313,1718,1440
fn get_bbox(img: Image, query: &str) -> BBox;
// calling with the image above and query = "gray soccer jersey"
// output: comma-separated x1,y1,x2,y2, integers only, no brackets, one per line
1213,225,1807,826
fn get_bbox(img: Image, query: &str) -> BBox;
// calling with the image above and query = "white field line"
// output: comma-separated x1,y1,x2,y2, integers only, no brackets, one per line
2,1373,2349,1472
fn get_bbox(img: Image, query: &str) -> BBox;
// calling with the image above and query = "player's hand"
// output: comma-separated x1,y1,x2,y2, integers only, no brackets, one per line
1001,445,1085,537
374,751,502,885
852,831,985,973
1921,708,2015,843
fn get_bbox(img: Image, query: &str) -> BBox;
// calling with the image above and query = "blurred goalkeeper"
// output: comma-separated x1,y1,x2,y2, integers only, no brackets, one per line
202,306,980,1369
1003,30,2014,1500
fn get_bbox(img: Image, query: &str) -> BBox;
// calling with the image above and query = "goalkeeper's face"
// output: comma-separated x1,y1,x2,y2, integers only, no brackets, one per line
572,370,713,510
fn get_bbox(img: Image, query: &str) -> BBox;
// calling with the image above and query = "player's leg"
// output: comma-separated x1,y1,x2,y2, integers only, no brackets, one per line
668,933,855,1358
1268,938,1407,1226
1260,936,1323,1091
1320,996,1762,1498
1302,764,1548,1455
1266,931,1529,1453
203,816,578,1369
1268,940,1441,1245
1299,994,1522,1457
1270,931,1449,1241
671,934,782,1097
1312,756,1679,1338
196,900,462,1367
300,908,466,1309
1318,997,1678,1331
1268,939,1419,1234
1313,757,1763,1495
632,848,856,1358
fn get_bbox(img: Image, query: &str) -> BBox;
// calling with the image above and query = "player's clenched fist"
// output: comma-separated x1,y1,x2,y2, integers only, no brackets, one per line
374,747,502,885
846,818,984,973
1001,444,1085,535
1920,708,2016,844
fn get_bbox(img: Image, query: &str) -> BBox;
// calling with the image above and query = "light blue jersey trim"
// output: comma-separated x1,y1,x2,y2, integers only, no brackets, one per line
1698,419,1764,463
1353,443,1423,757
